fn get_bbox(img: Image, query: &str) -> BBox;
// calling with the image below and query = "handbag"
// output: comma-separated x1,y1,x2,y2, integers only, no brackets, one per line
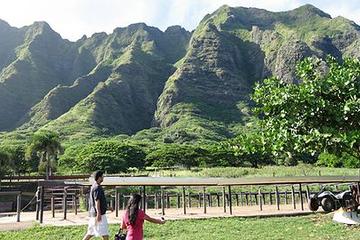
114,229,127,240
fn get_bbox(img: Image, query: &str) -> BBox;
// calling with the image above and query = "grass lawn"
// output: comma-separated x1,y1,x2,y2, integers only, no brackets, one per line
1,214,359,240
143,165,359,178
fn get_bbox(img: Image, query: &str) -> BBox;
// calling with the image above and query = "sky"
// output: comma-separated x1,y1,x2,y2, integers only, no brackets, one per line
0,0,359,41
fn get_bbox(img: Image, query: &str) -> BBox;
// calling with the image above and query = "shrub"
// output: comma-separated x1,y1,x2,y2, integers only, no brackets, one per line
316,152,342,167
77,141,146,173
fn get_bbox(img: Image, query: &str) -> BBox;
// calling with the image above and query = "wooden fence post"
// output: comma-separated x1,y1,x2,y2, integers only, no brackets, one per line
291,185,296,209
258,188,263,211
39,186,44,224
16,193,21,222
166,192,170,208
208,194,212,207
182,187,186,215
51,196,55,218
177,193,181,208
228,186,232,215
306,185,310,203
188,192,192,208
222,186,226,213
154,192,158,209
63,187,68,220
240,192,243,206
203,187,207,214
275,186,280,210
299,184,304,211
161,187,165,216
262,192,266,205
115,189,119,217
36,186,40,221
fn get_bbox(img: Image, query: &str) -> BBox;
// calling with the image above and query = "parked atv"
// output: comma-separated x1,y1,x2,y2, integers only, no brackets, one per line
308,187,353,213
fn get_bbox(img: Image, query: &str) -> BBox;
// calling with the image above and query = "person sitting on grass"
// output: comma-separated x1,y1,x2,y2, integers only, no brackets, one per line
121,193,166,240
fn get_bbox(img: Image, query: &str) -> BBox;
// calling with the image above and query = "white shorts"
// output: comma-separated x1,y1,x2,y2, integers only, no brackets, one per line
86,214,109,237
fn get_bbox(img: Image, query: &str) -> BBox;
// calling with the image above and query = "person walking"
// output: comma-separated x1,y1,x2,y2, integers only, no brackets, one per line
83,170,109,240
121,193,165,239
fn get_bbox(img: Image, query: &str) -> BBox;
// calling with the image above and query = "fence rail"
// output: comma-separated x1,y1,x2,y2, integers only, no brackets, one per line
2,176,360,224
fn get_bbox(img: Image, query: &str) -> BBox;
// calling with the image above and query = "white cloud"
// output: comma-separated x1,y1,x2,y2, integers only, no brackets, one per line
0,0,358,41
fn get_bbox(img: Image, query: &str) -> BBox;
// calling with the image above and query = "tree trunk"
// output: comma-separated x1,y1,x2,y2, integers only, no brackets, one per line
45,152,50,180
45,164,49,180
49,165,52,178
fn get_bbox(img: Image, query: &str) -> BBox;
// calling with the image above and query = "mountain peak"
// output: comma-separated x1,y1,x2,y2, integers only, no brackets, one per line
127,22,148,31
31,21,52,30
165,25,187,33
113,22,151,35
292,4,331,19
21,21,62,43
24,21,59,38
90,32,107,38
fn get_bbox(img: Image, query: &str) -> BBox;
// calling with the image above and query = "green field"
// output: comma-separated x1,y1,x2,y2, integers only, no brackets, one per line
143,165,360,178
1,214,359,240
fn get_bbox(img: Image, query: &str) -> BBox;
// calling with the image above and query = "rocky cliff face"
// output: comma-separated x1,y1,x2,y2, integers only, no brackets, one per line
0,21,93,130
0,21,190,137
152,4,360,142
0,4,359,142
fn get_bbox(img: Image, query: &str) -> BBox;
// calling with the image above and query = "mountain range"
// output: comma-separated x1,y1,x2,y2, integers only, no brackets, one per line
0,4,359,143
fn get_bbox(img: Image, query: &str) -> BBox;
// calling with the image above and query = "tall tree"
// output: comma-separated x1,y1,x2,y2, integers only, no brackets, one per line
26,130,63,179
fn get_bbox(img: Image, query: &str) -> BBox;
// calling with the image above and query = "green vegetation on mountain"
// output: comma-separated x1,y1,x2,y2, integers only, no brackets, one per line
0,4,359,174
153,4,360,144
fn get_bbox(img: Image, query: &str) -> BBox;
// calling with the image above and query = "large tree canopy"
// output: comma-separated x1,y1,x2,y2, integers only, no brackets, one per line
76,141,146,173
252,57,360,160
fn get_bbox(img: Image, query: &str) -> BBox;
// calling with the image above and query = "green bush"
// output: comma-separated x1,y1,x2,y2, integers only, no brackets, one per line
58,144,85,172
146,144,206,169
77,140,146,173
316,152,342,167
222,130,273,168
341,153,360,168
200,145,240,167
316,152,360,168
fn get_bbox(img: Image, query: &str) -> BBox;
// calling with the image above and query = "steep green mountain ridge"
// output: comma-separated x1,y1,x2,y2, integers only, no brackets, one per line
152,4,360,142
0,4,359,143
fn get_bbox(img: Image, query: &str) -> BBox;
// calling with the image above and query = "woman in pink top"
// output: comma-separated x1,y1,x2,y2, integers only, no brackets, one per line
121,194,165,240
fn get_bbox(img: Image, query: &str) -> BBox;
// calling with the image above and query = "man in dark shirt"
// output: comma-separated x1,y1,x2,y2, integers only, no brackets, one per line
83,170,109,240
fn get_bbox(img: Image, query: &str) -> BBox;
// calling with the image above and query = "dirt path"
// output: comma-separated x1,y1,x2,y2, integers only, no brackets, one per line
0,204,314,231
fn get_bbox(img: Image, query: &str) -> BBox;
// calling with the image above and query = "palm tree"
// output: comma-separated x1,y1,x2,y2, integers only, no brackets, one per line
26,130,63,180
